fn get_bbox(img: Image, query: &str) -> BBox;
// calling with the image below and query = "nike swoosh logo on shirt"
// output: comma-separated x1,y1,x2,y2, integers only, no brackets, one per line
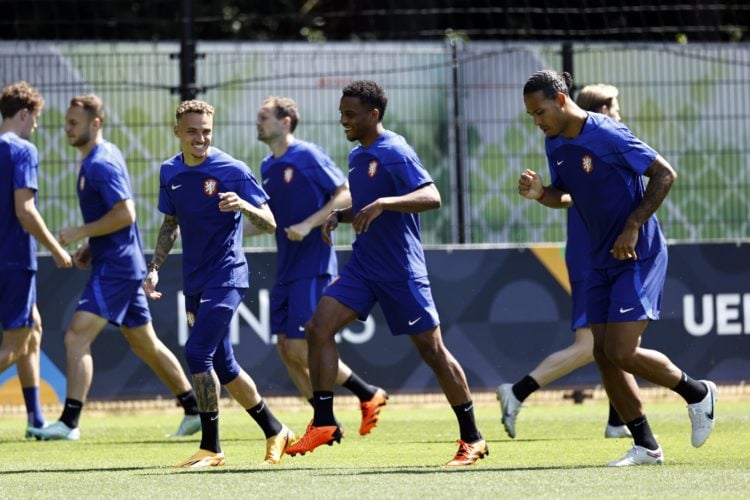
200,298,212,304
171,184,182,190
298,326,305,332
556,160,564,165
263,178,269,185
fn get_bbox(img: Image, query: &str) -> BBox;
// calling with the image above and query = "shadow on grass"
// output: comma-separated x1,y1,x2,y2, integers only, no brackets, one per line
0,466,165,475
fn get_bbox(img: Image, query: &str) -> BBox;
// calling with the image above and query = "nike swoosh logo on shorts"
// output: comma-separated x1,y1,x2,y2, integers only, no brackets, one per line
619,307,635,313
298,326,305,332
200,298,211,304
408,317,422,326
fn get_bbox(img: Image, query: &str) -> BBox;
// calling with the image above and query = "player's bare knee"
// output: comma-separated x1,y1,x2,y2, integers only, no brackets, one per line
603,343,636,369
63,328,89,353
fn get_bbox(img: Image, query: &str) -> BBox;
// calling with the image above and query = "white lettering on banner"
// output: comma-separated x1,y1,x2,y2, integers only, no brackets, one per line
683,293,750,336
177,289,376,346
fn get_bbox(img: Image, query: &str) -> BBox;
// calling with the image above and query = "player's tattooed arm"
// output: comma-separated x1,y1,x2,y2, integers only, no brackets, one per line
192,371,220,412
150,215,180,270
218,192,276,234
627,155,677,227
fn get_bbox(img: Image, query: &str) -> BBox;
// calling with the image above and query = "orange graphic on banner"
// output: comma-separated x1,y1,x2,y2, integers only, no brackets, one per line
530,245,571,295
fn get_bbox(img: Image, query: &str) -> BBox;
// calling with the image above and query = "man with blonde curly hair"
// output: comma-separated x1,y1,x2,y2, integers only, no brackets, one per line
145,99,296,468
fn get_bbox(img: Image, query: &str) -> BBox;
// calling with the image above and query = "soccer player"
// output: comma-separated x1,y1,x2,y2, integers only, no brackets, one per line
285,80,487,467
0,81,73,437
29,94,201,441
518,70,717,466
255,96,387,435
144,99,295,468
498,83,629,440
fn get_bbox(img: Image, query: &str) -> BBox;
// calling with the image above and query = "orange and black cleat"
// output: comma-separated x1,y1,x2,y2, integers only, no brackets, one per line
359,388,388,436
444,438,489,467
284,421,343,456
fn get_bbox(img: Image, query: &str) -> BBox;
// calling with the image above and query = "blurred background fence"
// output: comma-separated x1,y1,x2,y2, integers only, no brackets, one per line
2,40,748,249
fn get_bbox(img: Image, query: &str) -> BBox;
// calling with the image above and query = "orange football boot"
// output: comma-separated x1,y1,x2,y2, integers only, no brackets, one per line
284,421,343,456
444,439,489,467
359,388,388,436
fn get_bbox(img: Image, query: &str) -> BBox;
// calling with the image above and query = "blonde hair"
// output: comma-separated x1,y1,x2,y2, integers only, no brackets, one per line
576,84,619,113
175,100,215,121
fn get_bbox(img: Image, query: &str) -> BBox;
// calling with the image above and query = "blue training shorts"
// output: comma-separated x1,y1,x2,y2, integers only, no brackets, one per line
324,265,440,336
585,249,667,325
570,279,589,331
76,274,151,328
0,270,35,330
270,275,331,339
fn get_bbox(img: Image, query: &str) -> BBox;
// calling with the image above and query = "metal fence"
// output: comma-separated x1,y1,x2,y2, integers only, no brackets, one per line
2,41,749,250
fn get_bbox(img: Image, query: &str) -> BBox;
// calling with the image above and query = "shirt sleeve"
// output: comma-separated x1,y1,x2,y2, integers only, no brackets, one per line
386,149,433,195
610,124,658,175
236,163,271,208
157,165,176,215
308,148,347,194
13,143,39,191
90,160,132,210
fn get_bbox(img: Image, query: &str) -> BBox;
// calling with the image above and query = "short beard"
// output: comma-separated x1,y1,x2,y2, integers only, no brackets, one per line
70,133,91,148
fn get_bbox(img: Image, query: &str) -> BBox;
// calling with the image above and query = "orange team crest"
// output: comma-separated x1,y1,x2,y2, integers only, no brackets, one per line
284,167,294,183
203,178,218,196
79,175,86,191
581,155,594,173
368,159,378,177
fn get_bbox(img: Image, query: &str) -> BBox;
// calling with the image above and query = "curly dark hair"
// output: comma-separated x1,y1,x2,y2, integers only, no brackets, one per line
342,80,387,122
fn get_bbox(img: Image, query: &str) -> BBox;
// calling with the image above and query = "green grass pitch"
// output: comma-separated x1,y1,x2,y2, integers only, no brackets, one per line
1,395,748,498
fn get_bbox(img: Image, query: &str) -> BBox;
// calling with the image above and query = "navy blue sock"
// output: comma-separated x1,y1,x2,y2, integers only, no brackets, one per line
22,386,45,428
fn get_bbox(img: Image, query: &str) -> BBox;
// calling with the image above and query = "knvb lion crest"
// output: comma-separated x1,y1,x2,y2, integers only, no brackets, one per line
203,178,218,196
284,167,294,183
368,159,378,177
582,155,594,174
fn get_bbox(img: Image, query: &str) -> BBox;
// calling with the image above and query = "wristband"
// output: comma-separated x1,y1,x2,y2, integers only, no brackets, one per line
536,186,547,201
332,209,344,223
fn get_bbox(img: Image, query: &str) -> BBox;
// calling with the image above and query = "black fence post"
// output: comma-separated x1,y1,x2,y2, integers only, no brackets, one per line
449,33,467,244
179,0,198,101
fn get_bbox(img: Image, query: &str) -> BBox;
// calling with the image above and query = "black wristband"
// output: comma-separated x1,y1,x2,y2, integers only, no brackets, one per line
333,210,344,223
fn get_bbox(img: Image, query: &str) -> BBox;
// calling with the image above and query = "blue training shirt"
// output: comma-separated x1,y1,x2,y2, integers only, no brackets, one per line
0,132,38,271
77,141,147,280
565,207,590,282
547,113,665,270
260,139,346,284
347,130,433,281
158,147,269,295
